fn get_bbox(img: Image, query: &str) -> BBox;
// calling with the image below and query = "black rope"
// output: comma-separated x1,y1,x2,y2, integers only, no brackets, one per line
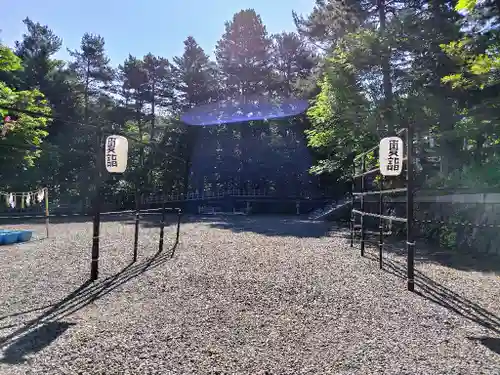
350,214,500,229
352,209,408,223
413,218,500,228
352,187,407,196
0,207,181,220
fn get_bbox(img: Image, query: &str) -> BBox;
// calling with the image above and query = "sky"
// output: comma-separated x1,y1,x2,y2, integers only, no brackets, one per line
1,0,315,66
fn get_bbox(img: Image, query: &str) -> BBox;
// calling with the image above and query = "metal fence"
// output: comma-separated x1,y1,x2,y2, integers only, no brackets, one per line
350,127,415,291
350,126,500,292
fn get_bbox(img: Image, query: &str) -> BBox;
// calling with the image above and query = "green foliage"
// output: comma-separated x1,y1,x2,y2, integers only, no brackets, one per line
426,157,500,189
455,0,477,12
171,36,218,109
441,38,500,89
215,9,272,97
0,45,21,71
296,0,500,253
0,44,50,175
3,1,500,257
1,11,320,200
441,0,500,91
305,54,374,180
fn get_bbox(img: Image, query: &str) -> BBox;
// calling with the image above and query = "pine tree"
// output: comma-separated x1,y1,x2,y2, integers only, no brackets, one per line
172,36,219,195
172,36,218,110
142,53,173,138
68,33,113,127
14,18,62,91
117,55,148,191
270,31,316,97
68,33,113,191
215,9,272,98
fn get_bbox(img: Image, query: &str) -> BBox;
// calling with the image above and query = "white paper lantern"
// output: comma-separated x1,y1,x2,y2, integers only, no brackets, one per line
105,135,128,173
379,136,404,176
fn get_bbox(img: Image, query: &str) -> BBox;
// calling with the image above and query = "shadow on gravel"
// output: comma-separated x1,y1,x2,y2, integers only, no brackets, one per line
468,337,500,355
1,322,76,364
0,305,54,323
1,214,333,239
359,232,500,275
202,215,332,238
364,252,500,335
0,235,180,364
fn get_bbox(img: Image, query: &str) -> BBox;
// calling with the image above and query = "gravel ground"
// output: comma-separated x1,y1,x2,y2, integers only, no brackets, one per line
0,215,499,375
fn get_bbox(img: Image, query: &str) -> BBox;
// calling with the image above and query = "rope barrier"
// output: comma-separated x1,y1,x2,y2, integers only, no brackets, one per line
0,187,47,196
413,218,500,228
0,207,181,220
350,215,500,228
352,187,408,197
0,213,77,220
352,209,408,223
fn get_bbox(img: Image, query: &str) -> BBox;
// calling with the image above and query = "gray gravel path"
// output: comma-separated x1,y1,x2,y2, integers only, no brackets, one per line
0,215,499,374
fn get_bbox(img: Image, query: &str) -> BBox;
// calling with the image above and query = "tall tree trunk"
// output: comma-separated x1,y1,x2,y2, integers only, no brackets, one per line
136,101,145,203
150,80,156,139
147,80,156,187
430,0,459,174
378,0,394,135
183,126,198,197
84,61,93,194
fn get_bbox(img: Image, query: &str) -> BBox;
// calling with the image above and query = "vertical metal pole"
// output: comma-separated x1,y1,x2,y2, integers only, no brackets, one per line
170,209,182,258
379,176,384,269
44,187,49,238
406,126,415,292
176,209,181,244
133,192,140,262
360,155,366,257
158,198,166,253
91,131,103,281
350,162,355,248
